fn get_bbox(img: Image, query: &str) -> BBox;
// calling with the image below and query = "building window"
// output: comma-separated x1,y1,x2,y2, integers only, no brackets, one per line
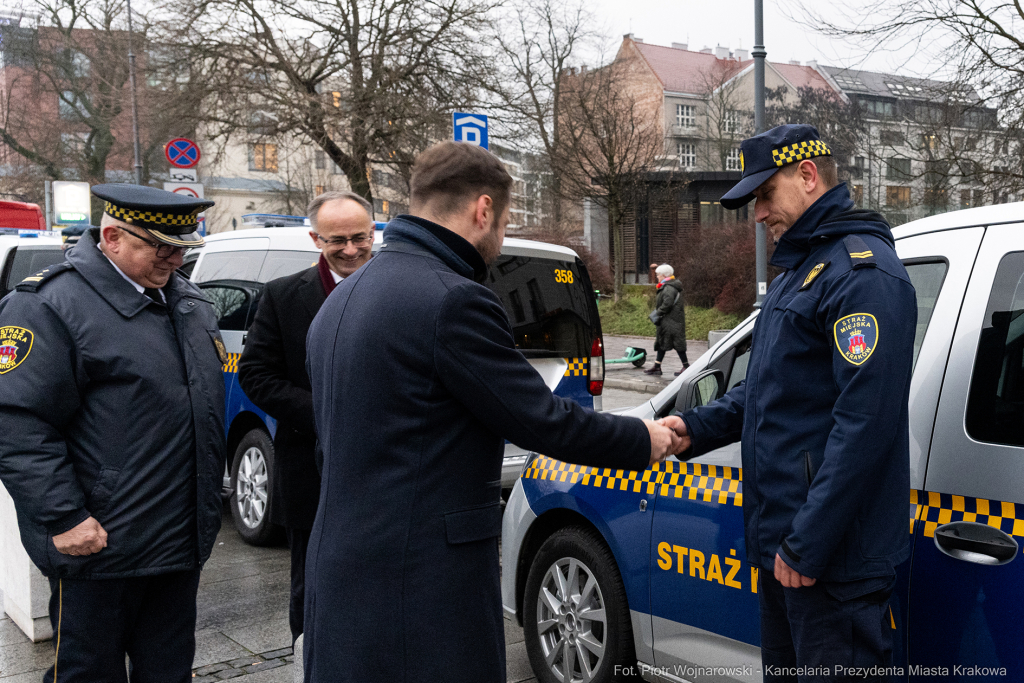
315,185,326,196
726,148,742,171
315,152,326,170
920,134,940,152
974,189,985,207
886,186,911,208
678,142,696,169
852,184,864,206
58,91,86,120
676,104,695,128
249,143,278,172
923,187,948,210
724,110,741,134
862,98,894,118
332,91,342,108
879,129,904,146
886,157,912,181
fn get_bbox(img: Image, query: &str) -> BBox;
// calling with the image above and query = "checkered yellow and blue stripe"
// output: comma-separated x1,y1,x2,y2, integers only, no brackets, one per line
564,358,588,377
523,456,741,506
104,201,201,228
223,352,240,374
771,140,832,167
910,489,1024,538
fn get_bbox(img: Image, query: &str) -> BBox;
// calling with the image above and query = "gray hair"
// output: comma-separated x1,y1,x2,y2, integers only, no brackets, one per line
307,191,372,229
655,264,674,278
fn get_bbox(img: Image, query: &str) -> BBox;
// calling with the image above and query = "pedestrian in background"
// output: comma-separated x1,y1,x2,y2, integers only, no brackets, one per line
0,185,225,682
303,141,687,683
645,263,689,376
238,190,374,645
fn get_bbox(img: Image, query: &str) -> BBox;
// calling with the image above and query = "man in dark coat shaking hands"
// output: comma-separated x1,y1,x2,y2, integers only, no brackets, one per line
304,142,687,682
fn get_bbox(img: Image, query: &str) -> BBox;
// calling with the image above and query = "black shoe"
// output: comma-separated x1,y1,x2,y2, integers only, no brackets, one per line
674,363,690,377
674,369,684,376
643,365,662,376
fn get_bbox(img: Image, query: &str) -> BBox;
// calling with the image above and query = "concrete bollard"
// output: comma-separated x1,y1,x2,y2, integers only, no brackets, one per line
708,330,731,348
293,634,303,682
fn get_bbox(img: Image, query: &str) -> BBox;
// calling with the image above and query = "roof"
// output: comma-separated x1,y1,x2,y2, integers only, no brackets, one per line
892,202,1024,239
628,41,833,95
821,65,981,105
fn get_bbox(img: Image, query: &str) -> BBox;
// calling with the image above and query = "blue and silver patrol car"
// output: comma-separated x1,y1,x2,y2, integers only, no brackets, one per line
185,218,606,545
503,204,1024,682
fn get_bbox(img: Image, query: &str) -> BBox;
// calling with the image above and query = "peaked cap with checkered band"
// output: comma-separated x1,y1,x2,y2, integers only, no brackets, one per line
720,124,832,210
92,184,214,247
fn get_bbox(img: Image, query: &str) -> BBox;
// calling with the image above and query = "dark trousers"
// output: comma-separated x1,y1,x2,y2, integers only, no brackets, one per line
286,527,311,645
759,572,895,683
44,569,201,683
655,349,689,365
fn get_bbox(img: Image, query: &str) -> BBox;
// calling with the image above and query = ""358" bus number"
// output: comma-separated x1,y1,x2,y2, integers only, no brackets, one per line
554,269,574,284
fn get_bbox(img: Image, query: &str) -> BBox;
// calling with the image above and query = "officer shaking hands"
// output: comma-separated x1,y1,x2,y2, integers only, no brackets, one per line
667,125,916,680
0,185,226,682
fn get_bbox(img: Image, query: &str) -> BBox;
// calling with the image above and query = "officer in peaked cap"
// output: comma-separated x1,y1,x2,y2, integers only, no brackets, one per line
667,124,918,679
0,184,225,682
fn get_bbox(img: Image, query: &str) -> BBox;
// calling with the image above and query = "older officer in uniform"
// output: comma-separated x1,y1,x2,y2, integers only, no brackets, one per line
669,125,916,681
0,185,226,683
304,141,687,683
238,190,374,644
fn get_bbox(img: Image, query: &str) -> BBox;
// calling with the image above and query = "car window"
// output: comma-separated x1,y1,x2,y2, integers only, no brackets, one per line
201,284,254,331
260,250,318,282
485,255,595,359
1,246,66,298
194,251,266,283
965,251,1024,447
903,260,948,371
726,338,751,391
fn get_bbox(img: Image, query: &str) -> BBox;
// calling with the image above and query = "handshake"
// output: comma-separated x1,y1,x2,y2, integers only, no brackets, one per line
643,416,690,467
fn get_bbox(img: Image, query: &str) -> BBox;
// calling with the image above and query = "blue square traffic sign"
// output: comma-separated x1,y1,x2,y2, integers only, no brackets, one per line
452,112,489,149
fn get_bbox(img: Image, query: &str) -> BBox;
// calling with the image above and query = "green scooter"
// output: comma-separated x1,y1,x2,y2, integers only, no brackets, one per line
605,346,647,368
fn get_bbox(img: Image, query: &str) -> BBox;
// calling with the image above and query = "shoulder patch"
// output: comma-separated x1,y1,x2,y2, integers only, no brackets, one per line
0,326,33,374
834,313,878,365
799,261,830,291
15,261,74,293
843,235,876,269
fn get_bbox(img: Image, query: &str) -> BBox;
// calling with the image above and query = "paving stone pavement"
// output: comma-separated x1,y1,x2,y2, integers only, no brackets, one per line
603,334,709,395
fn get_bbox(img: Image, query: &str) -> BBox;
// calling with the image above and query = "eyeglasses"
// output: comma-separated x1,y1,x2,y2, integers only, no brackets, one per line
313,232,372,248
118,228,184,259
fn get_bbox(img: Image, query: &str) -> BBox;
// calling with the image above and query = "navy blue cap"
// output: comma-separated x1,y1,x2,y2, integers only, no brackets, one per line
92,184,214,247
720,124,832,210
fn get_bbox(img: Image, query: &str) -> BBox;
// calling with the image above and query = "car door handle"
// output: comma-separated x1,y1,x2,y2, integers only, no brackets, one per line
242,333,247,346
934,521,1018,565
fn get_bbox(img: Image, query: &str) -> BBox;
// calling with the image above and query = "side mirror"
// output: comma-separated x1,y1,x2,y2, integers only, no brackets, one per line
673,369,725,414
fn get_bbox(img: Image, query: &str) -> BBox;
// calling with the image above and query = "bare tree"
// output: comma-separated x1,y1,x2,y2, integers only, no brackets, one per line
181,0,495,205
693,62,751,172
766,85,866,181
491,0,595,226
554,57,666,300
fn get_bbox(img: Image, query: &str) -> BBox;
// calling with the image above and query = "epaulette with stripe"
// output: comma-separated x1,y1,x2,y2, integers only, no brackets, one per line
843,235,876,269
15,261,74,293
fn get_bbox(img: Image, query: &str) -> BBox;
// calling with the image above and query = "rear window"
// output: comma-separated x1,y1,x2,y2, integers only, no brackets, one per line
261,250,318,282
485,255,596,359
2,245,66,297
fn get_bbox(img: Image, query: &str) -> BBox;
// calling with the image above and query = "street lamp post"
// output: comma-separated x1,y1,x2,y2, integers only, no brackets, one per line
126,0,143,185
753,0,767,306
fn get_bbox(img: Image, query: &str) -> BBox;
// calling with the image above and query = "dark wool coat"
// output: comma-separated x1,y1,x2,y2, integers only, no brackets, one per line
303,215,651,683
238,265,325,529
0,230,225,578
654,278,687,355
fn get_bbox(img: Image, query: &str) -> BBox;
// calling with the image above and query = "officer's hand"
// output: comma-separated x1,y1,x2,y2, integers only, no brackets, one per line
644,419,686,467
774,552,815,588
52,517,108,556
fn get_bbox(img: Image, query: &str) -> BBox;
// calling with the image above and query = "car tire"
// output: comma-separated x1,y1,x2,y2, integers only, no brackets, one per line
229,428,284,546
523,526,640,683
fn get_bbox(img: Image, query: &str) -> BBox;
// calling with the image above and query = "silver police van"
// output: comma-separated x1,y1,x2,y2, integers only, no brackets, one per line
502,203,1024,682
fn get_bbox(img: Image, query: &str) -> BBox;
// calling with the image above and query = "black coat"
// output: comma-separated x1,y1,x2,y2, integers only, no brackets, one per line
0,230,226,579
303,215,652,683
238,266,325,529
654,278,687,354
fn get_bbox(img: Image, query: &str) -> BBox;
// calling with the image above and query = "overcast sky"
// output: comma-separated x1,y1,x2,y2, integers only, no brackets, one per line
586,0,948,78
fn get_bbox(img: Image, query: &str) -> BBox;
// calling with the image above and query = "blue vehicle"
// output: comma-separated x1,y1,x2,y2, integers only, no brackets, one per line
502,205,1024,682
186,220,606,544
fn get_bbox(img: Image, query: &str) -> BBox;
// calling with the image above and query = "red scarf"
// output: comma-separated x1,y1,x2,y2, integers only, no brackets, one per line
318,254,339,296
656,275,675,290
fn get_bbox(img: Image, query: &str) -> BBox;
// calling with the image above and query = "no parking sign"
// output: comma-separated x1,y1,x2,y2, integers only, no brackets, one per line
163,182,207,236
165,138,201,168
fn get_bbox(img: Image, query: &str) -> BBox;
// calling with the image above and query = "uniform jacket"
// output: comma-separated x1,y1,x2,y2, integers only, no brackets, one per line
681,183,916,583
0,230,226,579
238,265,325,529
304,215,651,683
654,278,687,354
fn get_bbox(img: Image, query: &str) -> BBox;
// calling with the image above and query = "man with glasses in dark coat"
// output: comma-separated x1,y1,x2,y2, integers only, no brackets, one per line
239,190,375,644
0,184,225,682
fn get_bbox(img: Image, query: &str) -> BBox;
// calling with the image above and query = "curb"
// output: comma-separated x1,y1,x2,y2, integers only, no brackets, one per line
604,377,671,395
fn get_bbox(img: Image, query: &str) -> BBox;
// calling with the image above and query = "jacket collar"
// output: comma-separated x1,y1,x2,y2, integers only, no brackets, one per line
68,229,194,317
382,215,487,283
770,183,853,270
